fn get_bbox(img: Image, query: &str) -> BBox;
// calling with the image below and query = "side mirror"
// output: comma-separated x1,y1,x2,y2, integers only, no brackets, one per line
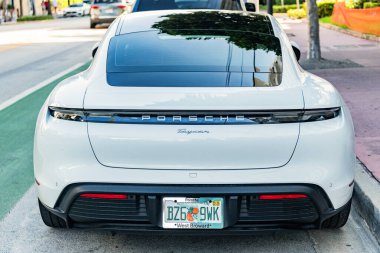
245,2,256,12
290,41,301,62
92,42,100,58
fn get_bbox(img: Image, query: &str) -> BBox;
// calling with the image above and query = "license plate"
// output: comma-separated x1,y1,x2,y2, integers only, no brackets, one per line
162,197,223,229
104,9,114,14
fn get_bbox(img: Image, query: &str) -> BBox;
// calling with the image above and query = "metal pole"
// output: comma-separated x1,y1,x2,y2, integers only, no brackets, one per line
267,0,273,15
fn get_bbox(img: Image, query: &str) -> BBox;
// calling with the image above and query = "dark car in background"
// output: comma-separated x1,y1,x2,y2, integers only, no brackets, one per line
132,0,248,12
90,0,133,28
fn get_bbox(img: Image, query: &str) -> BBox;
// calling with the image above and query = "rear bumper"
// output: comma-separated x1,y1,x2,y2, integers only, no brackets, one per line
90,16,117,24
43,183,350,234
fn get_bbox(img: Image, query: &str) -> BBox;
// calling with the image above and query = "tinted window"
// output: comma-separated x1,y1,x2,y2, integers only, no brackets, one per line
137,0,242,11
107,31,282,87
70,4,83,7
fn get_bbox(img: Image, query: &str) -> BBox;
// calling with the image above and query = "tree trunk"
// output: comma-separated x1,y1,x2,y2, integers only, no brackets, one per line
3,0,7,22
19,0,23,16
267,0,273,15
47,0,51,15
307,0,321,60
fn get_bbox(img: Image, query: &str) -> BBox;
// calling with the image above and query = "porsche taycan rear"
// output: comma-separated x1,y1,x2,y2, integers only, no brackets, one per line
34,10,355,233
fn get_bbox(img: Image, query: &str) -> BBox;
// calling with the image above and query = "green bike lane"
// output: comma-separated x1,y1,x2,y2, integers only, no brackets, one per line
0,62,90,219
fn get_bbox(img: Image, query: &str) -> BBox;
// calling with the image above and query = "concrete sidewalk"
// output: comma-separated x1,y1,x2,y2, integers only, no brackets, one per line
277,16,380,181
277,16,380,244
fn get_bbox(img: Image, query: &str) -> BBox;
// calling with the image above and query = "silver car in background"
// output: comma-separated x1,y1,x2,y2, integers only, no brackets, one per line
90,0,133,28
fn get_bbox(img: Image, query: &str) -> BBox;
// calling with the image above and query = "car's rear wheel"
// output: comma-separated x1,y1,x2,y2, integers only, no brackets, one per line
39,200,66,228
322,199,351,229
90,21,96,29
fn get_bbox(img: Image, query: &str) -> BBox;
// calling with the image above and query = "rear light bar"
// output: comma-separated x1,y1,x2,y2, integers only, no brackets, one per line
80,193,128,199
48,107,340,124
90,5,99,9
259,194,308,200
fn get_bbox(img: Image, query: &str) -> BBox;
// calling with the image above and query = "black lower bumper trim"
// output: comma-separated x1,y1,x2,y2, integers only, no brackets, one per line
45,183,345,233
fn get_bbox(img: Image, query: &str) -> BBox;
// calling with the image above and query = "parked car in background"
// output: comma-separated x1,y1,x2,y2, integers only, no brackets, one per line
90,0,132,28
132,0,256,12
63,3,90,16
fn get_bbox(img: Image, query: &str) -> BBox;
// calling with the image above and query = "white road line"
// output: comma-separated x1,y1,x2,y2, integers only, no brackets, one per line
0,61,86,111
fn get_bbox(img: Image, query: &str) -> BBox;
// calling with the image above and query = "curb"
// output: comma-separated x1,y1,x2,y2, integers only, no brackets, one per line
353,160,380,245
320,23,380,43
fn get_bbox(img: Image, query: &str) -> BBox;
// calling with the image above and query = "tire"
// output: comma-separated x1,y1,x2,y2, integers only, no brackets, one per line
322,199,351,229
39,200,67,228
90,22,96,29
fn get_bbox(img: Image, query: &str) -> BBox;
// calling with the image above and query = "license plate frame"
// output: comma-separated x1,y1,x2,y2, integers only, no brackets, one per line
162,197,224,229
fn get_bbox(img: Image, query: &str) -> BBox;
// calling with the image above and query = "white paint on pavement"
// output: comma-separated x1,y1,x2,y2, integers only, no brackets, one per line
0,29,105,45
0,61,87,111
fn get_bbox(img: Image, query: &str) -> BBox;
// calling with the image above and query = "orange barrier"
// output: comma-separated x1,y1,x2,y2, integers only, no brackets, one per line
332,2,380,36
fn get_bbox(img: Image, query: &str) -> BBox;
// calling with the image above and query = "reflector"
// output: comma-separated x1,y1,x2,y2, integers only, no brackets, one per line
80,193,128,199
259,194,307,200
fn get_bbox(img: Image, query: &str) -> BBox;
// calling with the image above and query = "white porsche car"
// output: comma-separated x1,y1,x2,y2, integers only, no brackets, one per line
34,10,355,233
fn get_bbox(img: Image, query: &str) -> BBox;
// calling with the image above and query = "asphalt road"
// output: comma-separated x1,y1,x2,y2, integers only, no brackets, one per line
0,17,105,104
0,16,379,253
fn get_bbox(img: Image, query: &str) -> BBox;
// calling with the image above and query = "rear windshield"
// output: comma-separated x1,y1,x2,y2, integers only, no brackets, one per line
137,0,242,11
94,0,121,3
70,4,83,7
107,30,282,87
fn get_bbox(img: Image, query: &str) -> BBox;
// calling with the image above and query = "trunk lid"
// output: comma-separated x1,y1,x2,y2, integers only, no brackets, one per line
84,87,303,170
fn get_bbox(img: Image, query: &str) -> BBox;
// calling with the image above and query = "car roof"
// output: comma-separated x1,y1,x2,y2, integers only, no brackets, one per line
117,10,273,36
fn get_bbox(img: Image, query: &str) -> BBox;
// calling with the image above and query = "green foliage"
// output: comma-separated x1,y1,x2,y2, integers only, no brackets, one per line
151,12,282,55
318,1,335,17
302,2,307,11
345,0,365,8
303,1,335,18
17,15,54,22
273,4,298,13
287,8,307,18
363,2,380,8
319,16,349,29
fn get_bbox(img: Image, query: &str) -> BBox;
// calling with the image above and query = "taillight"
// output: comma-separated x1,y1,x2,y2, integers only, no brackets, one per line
117,4,127,9
91,5,99,9
49,108,85,122
80,193,128,199
259,194,308,200
48,107,340,124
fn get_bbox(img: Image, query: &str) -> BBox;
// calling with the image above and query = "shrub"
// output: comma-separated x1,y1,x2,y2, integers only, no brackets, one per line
287,8,307,18
273,4,298,13
363,2,380,8
303,1,335,18
17,15,54,22
345,0,365,8
318,1,335,17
